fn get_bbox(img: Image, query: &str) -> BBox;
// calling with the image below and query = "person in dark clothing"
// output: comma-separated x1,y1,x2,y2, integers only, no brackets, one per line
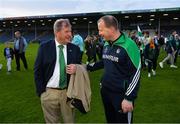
158,35,165,47
34,19,81,123
144,38,159,77
159,33,178,68
85,35,97,64
87,15,141,123
174,34,180,63
140,31,150,69
153,33,161,66
131,32,139,45
169,30,177,41
95,35,104,60
92,36,97,62
4,42,14,74
14,31,28,71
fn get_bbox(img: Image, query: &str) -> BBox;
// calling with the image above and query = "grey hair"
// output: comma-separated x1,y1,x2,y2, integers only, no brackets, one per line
53,19,71,33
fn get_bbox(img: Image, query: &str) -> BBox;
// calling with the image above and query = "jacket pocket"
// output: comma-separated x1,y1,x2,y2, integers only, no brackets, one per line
40,91,49,101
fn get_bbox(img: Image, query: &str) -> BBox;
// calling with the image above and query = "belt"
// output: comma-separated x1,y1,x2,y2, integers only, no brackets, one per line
46,87,67,90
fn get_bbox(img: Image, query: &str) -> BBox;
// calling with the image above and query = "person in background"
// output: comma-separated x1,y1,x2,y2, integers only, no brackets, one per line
92,35,97,62
85,35,97,64
96,35,104,60
153,32,161,66
84,35,93,64
159,31,178,69
14,31,28,71
174,34,180,63
169,30,177,41
144,38,159,77
153,32,159,46
4,42,14,74
72,30,84,62
142,31,150,47
131,31,139,45
140,31,149,69
158,35,165,49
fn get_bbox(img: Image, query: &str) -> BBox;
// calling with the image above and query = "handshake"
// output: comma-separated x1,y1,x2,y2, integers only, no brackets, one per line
66,63,93,75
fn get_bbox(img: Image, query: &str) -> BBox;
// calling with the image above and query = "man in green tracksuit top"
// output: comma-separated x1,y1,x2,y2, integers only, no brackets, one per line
87,15,141,123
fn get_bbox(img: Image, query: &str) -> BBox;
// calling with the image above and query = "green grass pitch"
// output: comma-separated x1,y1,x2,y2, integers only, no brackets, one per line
0,43,180,123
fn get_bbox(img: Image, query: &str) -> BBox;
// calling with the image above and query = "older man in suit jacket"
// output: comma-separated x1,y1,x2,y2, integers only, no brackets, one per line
34,19,81,123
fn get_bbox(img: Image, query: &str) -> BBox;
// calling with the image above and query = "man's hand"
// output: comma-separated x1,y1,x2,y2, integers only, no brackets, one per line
66,64,76,74
121,99,133,113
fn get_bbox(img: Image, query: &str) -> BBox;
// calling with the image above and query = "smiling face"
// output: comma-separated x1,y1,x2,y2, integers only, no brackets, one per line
55,25,72,44
98,20,114,41
54,19,72,44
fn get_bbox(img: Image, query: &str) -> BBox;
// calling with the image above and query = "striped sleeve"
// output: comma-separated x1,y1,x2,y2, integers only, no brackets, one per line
125,57,141,101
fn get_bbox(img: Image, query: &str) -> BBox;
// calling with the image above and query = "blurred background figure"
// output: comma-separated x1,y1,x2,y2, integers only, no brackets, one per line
84,35,97,64
95,35,104,60
174,34,180,63
72,30,84,62
4,42,14,74
144,38,159,77
159,31,178,69
131,31,139,45
14,31,28,71
140,31,150,69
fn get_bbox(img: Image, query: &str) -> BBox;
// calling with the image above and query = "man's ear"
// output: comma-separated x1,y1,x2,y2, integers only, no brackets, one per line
108,27,115,35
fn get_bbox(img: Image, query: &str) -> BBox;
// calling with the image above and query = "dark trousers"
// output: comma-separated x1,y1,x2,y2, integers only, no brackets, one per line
101,87,133,123
140,50,146,69
174,49,179,63
147,59,157,73
15,51,28,70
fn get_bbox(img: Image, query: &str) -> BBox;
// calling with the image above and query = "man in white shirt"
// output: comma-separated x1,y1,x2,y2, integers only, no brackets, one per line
34,19,81,123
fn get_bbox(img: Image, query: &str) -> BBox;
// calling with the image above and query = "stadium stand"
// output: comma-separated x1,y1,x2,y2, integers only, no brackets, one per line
0,7,180,43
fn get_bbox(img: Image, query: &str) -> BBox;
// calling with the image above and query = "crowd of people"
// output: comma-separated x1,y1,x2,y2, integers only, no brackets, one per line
71,29,180,78
127,30,180,77
70,30,105,64
1,29,179,79
0,27,179,78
